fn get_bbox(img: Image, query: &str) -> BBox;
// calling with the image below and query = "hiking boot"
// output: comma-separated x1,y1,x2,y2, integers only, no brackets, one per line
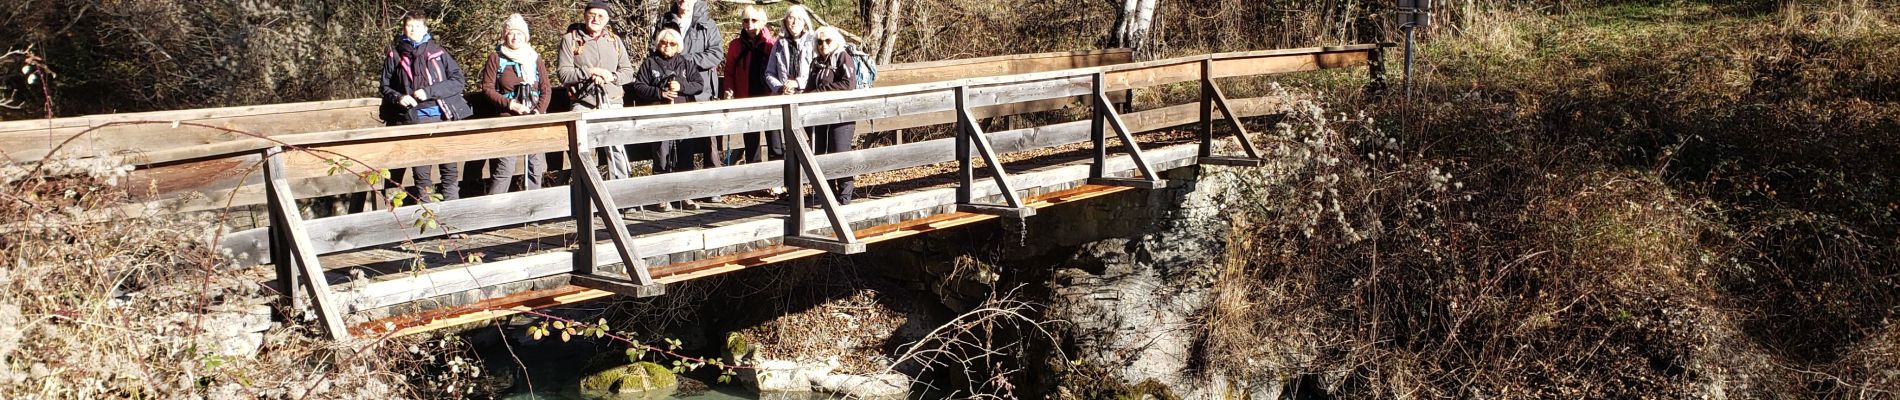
680,199,703,211
646,202,673,212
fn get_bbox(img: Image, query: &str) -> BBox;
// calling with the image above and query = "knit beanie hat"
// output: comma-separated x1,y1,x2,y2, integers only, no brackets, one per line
504,13,530,35
586,1,612,13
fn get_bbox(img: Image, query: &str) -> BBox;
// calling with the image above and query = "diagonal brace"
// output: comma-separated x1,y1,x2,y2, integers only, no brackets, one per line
955,86,1034,217
263,147,351,340
569,150,657,287
780,104,863,253
1094,91,1165,184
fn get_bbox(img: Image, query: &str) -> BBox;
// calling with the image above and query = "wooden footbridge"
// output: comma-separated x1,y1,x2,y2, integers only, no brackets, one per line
2,44,1384,340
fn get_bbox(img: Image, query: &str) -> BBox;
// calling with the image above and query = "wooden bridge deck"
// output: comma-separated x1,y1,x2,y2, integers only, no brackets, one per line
18,45,1388,339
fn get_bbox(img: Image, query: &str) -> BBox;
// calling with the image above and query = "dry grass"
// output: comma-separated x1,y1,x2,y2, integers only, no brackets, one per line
0,157,478,398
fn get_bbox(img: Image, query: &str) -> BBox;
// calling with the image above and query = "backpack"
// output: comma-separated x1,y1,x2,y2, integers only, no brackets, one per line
845,43,878,89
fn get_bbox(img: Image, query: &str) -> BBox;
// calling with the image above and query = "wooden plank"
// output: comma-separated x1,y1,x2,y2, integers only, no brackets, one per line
342,143,1204,313
217,94,1284,266
0,98,377,132
877,49,1133,86
587,74,1095,147
2,106,383,162
572,147,655,284
264,148,351,340
132,113,576,167
280,122,568,179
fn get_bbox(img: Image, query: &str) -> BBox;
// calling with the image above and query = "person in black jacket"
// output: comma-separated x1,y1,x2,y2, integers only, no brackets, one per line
628,29,708,210
803,27,860,205
379,11,474,203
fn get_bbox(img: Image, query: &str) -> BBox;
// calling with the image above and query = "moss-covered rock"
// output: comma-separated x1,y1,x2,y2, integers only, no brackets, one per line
578,361,677,396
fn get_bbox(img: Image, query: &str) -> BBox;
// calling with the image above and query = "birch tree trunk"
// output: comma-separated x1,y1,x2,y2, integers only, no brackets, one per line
878,0,901,64
1114,0,1140,47
1127,0,1159,57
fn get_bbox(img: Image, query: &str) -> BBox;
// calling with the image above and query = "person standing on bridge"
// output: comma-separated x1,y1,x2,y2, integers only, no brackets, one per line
803,26,860,205
724,6,779,166
480,13,554,195
649,0,727,206
379,10,474,203
628,29,706,211
558,1,637,180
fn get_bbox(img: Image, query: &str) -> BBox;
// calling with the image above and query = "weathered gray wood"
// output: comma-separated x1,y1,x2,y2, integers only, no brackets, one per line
1207,78,1263,159
572,146,655,285
263,148,351,340
781,104,861,250
586,75,1096,147
217,97,1249,266
1095,91,1162,183
569,274,666,297
342,141,1207,312
955,86,1029,213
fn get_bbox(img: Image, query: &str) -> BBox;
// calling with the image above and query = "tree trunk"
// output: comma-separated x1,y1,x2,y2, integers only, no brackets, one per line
1114,0,1139,47
1128,0,1158,57
863,0,885,55
878,0,901,64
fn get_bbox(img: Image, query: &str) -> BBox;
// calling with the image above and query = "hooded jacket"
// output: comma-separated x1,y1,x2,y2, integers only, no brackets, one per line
379,34,475,124
650,2,724,102
722,28,776,98
557,24,637,109
628,50,705,106
764,29,816,94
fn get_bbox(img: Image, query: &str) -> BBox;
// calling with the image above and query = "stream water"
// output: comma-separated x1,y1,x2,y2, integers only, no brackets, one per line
478,333,846,400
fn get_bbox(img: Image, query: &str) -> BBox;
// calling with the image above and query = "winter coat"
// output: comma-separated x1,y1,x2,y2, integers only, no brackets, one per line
628,51,705,106
764,30,817,94
557,25,637,109
806,50,858,94
379,35,475,124
722,29,776,98
480,46,554,115
651,4,724,102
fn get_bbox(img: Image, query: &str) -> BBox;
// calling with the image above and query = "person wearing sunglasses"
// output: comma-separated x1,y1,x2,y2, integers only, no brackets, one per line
802,26,861,205
629,29,707,210
725,6,782,169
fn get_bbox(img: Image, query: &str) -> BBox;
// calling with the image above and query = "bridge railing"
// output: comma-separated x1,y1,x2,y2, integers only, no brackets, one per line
115,45,1381,339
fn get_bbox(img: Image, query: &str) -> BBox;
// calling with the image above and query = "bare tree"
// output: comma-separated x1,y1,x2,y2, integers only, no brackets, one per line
1114,0,1158,57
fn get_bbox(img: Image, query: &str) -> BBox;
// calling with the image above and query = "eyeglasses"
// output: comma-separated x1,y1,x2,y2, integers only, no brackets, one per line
818,39,835,44
742,18,761,22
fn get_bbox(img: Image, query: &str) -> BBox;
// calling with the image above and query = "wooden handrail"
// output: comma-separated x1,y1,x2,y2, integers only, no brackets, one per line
125,45,1373,169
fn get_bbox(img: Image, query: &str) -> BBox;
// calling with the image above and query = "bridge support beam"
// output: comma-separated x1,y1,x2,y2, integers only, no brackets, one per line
263,147,350,341
567,119,664,297
954,86,1035,218
1089,72,1168,189
781,103,866,254
1198,58,1269,167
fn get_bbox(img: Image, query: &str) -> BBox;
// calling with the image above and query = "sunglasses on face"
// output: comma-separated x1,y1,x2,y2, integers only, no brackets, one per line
819,38,835,44
743,18,761,22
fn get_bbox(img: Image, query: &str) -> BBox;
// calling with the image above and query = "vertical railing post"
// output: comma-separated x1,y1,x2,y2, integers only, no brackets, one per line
955,86,974,205
569,120,596,276
1199,57,1215,158
268,200,301,313
261,146,350,340
783,104,806,238
1090,72,1108,179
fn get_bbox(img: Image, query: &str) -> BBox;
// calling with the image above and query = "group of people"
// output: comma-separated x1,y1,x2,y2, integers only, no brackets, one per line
378,0,862,210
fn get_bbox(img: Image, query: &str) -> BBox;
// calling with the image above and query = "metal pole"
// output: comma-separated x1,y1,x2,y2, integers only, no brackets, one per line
1403,23,1416,100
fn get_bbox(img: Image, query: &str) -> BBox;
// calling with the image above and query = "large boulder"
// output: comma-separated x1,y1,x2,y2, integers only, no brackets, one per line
578,361,677,397
811,372,910,399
